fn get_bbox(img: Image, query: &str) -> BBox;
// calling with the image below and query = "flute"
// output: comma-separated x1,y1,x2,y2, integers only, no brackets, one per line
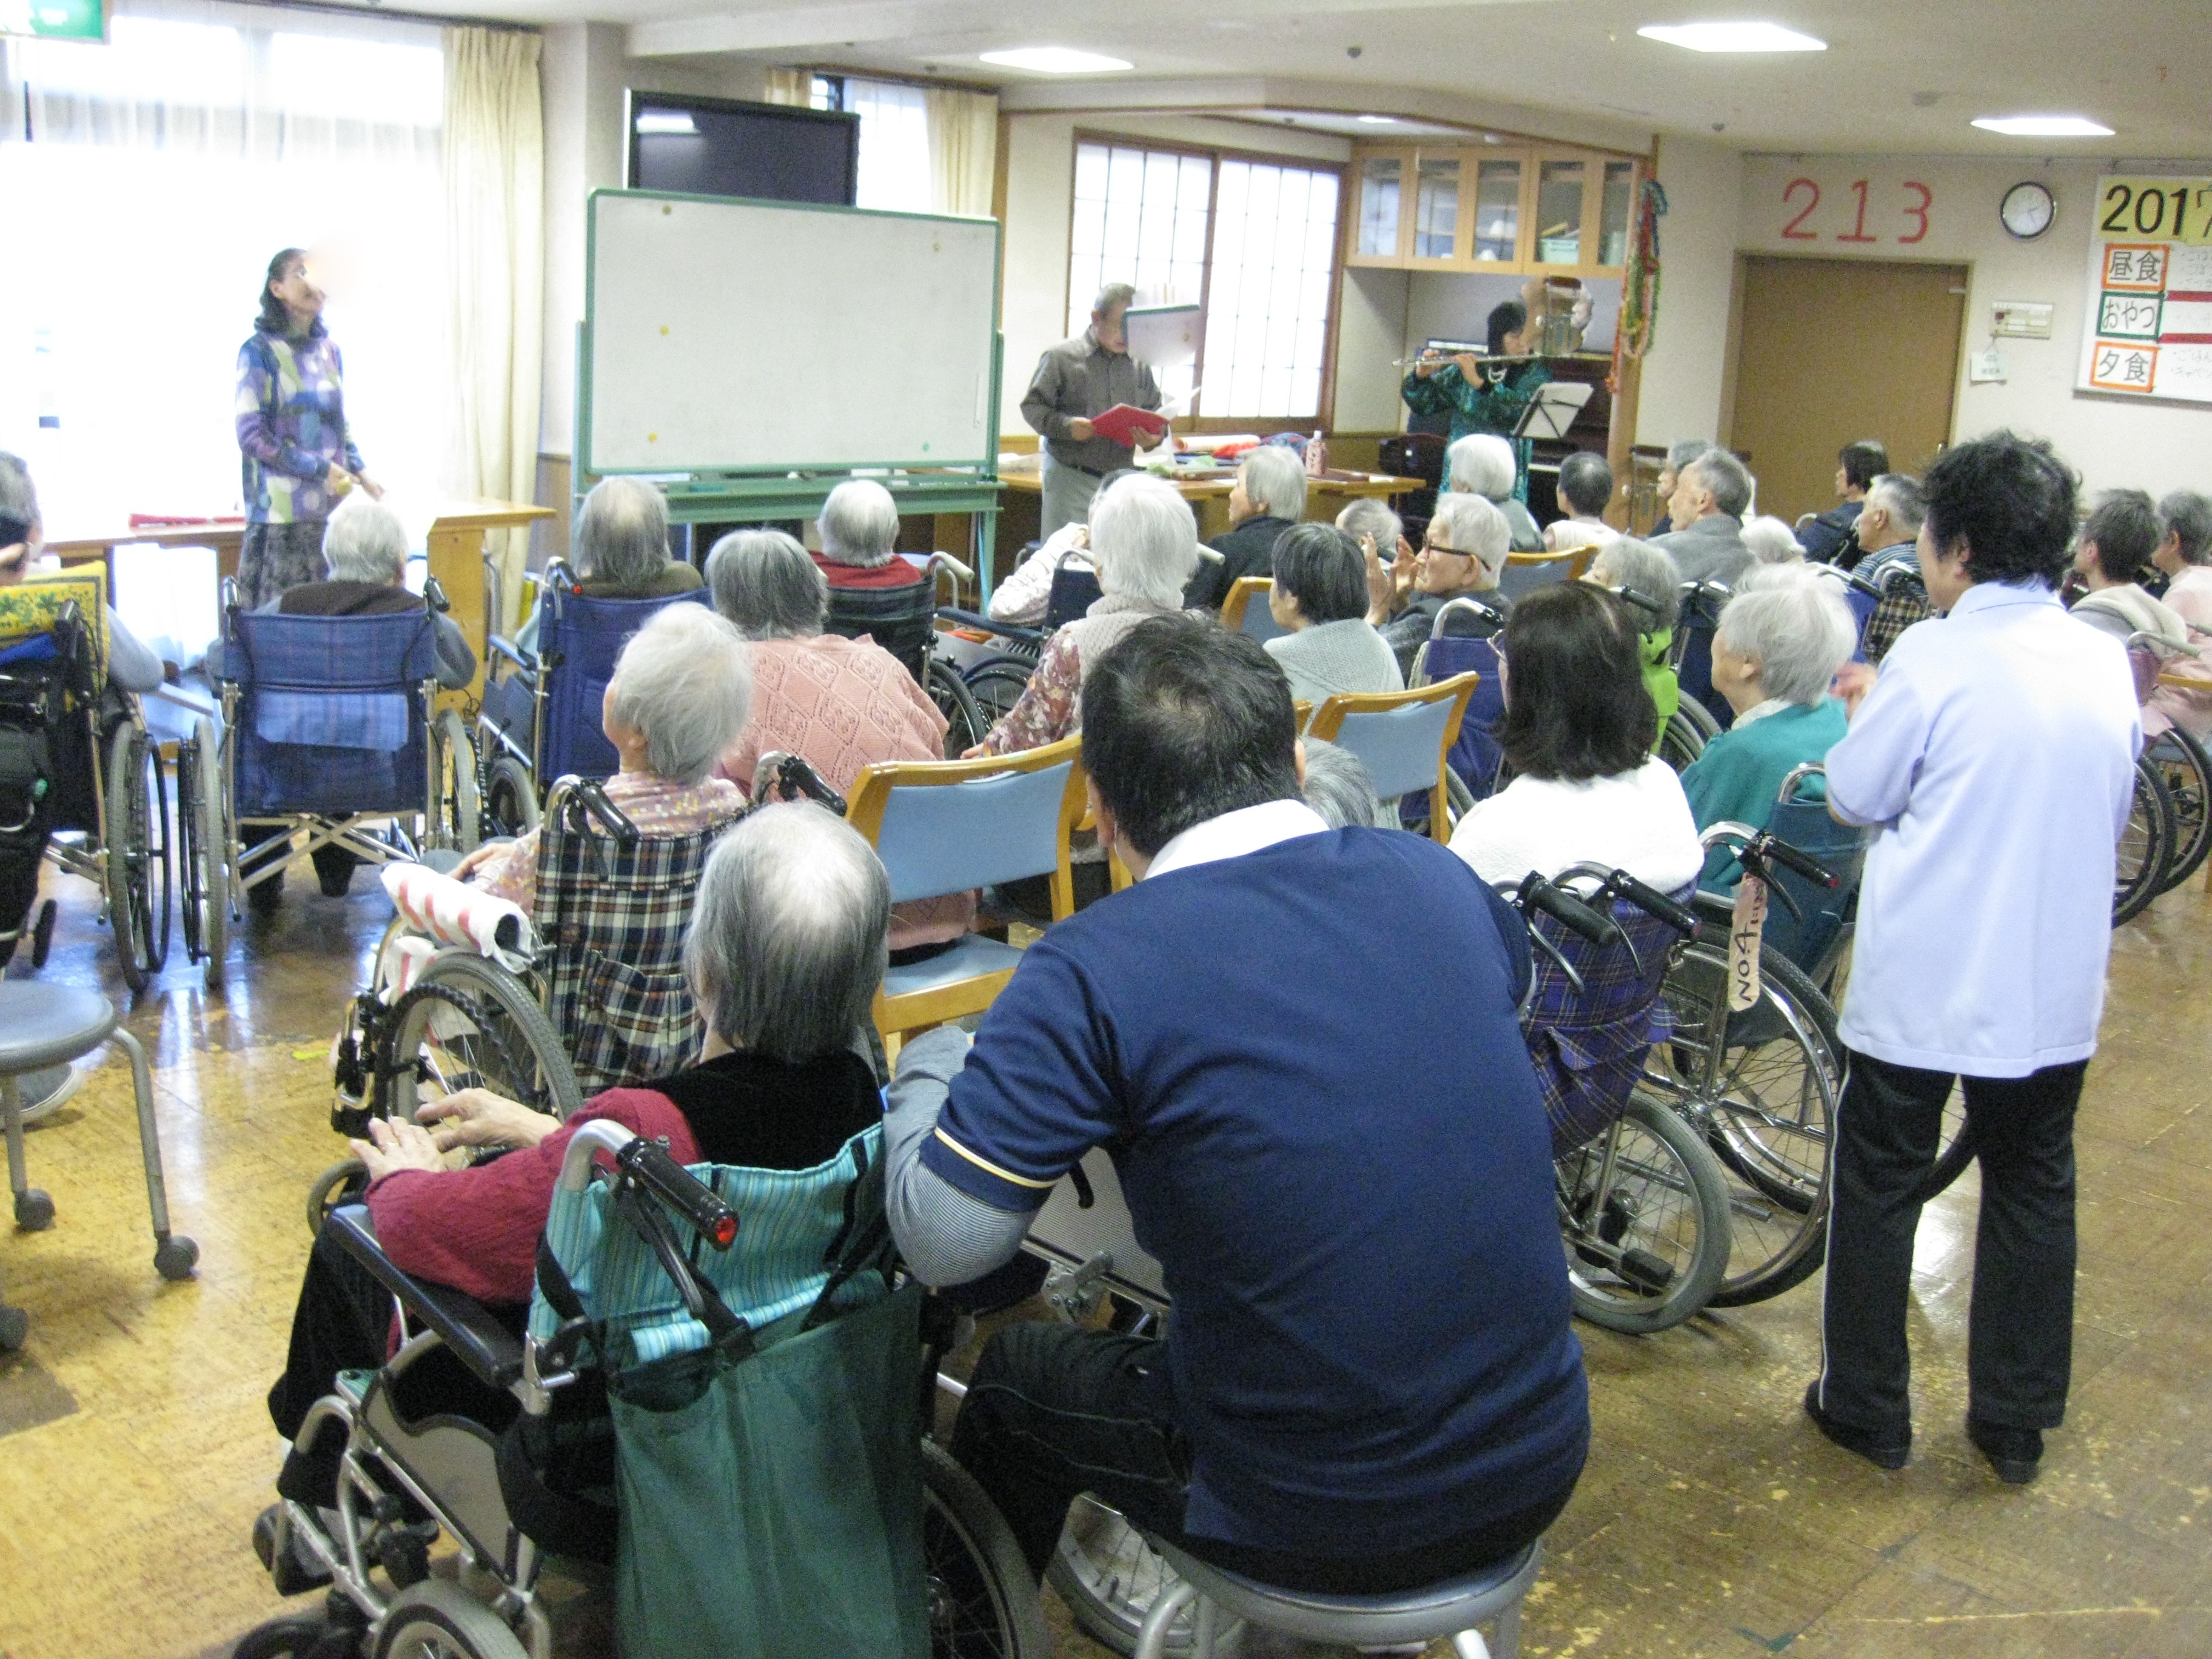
1392,351,1548,367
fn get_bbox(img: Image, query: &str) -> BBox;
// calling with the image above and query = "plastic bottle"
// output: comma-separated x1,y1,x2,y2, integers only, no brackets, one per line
1304,429,1327,478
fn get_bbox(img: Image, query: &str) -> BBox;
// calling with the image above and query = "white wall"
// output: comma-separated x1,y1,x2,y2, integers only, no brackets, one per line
1334,266,1409,432
538,28,766,458
1732,153,2212,495
998,112,1351,435
1632,135,1743,452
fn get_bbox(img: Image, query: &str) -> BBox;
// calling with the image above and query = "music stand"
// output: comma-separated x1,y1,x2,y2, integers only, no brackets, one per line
1511,380,1594,443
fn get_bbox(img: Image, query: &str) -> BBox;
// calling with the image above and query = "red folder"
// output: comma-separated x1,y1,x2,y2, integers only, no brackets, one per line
1090,404,1171,447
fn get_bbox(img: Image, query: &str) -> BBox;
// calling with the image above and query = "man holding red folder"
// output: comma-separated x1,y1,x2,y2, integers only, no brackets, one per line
1022,282,1169,537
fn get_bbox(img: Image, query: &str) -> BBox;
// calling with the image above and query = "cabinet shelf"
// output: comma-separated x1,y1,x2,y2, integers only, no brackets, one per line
1344,141,1640,278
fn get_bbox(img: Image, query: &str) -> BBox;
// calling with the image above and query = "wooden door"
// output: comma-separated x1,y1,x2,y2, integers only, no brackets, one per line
1728,256,1967,526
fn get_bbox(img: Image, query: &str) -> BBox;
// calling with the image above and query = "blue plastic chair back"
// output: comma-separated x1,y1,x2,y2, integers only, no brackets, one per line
872,758,1077,902
537,586,711,782
1042,563,1103,629
1496,553,1576,603
229,606,435,816
1237,585,1289,645
1420,634,1506,799
1327,694,1463,803
1674,583,1734,731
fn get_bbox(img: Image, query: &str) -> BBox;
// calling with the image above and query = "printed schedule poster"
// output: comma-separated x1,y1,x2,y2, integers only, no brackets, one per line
2079,176,2212,403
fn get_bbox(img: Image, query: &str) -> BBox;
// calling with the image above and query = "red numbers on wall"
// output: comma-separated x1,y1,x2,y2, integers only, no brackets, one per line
1778,178,1935,246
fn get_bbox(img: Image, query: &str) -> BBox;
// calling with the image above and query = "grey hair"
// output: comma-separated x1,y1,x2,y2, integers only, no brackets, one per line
1336,497,1401,553
604,603,754,784
1666,438,1712,474
1685,449,1754,518
321,495,408,585
683,802,890,1064
817,478,901,568
0,451,38,531
1866,473,1926,535
1741,515,1805,565
1446,434,1518,501
574,477,671,589
1093,281,1136,315
1088,474,1200,607
1239,446,1310,522
1715,563,1856,707
1301,736,1385,830
2161,489,2212,566
1427,492,1511,581
706,529,827,641
1587,537,1681,628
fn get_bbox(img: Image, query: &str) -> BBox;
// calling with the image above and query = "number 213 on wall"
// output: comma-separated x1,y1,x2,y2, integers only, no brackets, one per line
1781,178,1933,244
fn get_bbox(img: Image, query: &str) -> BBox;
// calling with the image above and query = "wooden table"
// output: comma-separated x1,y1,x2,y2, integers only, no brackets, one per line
47,500,554,706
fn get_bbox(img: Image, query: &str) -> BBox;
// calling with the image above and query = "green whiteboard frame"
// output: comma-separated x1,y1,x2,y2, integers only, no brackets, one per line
577,187,1005,480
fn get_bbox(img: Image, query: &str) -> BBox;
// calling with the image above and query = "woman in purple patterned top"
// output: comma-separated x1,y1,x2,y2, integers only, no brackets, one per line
233,248,385,611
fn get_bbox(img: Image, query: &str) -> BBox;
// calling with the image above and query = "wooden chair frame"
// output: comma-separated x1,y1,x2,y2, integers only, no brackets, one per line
1220,575,1273,633
1307,673,1480,843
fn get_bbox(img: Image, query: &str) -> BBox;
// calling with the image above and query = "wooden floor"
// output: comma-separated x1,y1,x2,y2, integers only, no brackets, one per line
2,851,2209,1659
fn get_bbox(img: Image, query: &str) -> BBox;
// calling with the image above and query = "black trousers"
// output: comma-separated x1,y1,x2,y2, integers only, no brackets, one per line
1817,1049,2086,1440
950,1322,1576,1594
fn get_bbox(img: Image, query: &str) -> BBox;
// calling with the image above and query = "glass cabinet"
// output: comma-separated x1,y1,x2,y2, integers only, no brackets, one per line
1354,154,1403,259
1412,155,1461,260
1533,159,1586,266
1342,142,1638,275
1472,158,1522,263
1600,160,1637,267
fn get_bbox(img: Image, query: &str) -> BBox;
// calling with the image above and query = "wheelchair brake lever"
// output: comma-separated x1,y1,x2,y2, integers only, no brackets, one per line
1525,925,1587,1000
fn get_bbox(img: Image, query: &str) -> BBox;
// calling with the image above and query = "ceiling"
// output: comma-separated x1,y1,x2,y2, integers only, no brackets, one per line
393,0,2212,158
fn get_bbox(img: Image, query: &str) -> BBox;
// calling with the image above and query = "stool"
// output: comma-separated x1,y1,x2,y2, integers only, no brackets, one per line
1133,1537,1541,1659
0,982,199,1351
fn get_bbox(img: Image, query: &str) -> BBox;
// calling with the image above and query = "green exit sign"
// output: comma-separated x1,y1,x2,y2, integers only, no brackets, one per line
1,0,105,41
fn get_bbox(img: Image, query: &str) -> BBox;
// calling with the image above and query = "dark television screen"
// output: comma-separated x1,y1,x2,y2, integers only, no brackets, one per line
626,92,858,206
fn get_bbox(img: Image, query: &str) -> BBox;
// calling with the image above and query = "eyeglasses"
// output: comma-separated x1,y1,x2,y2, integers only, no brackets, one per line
1421,535,1473,557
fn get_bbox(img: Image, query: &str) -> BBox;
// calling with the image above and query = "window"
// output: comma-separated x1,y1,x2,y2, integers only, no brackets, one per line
1065,137,1342,422
808,72,931,212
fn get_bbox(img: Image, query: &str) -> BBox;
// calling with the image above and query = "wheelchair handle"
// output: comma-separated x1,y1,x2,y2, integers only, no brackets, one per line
1515,871,1617,946
1743,831,1837,890
927,552,975,585
1600,868,1700,938
1614,586,1665,622
422,574,450,615
618,1136,738,1250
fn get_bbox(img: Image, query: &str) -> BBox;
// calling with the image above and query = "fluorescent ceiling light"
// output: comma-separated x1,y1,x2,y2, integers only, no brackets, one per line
1356,114,1399,125
979,47,1131,75
1637,21,1826,52
634,110,697,135
1971,115,2114,137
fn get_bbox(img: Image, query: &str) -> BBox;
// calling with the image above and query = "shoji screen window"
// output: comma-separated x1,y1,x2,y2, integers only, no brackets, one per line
1201,160,1341,420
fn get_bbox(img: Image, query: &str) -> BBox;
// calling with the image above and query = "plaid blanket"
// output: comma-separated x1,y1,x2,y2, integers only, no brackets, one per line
1521,893,1691,1155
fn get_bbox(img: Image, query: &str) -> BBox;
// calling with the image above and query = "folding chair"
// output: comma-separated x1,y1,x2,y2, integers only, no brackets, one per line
1307,675,1479,843
1220,576,1289,645
843,736,1088,1039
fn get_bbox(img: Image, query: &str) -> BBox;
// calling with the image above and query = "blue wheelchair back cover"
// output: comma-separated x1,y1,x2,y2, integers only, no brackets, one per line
230,606,436,816
1421,632,1507,800
538,586,711,783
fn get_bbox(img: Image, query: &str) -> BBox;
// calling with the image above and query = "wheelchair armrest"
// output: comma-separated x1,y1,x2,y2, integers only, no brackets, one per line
488,635,535,672
937,607,1045,647
326,1204,526,1392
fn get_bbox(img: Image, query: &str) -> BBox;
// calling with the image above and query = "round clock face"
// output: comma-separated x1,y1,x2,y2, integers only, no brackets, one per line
2002,181,2056,240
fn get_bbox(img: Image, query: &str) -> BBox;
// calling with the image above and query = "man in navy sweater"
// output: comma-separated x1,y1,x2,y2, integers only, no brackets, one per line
884,615,1588,1593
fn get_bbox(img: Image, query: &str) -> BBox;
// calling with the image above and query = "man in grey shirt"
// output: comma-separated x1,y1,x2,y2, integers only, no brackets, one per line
1654,448,1756,589
1021,282,1165,537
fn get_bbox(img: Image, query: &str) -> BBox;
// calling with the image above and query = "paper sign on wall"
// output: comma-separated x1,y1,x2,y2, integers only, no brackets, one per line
2078,176,2212,403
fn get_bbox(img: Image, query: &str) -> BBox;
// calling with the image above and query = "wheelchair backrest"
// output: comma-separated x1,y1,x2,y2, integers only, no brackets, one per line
1042,561,1103,629
1415,632,1506,800
533,776,741,1096
537,585,712,784
0,597,101,840
823,568,935,684
1755,782,1865,985
1672,581,1734,731
1521,891,1688,1154
0,567,108,696
228,605,438,816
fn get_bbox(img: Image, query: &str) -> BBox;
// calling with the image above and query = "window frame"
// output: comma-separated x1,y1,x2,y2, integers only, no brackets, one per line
1067,127,1348,434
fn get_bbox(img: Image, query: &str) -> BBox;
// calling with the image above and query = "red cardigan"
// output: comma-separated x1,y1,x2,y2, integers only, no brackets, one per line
365,1092,701,1305
812,551,925,590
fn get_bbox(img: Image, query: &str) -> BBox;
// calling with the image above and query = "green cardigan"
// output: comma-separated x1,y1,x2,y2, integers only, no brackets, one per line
1679,698,1848,890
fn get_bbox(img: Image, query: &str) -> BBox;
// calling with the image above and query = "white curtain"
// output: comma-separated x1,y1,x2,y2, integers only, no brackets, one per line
443,26,543,634
925,87,997,218
763,67,811,107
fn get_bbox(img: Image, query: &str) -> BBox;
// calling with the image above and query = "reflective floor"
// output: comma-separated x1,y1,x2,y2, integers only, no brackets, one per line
1,846,2208,1659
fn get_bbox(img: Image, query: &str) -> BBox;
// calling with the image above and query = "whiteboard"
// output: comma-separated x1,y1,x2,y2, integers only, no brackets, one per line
583,190,1001,473
2076,173,2212,405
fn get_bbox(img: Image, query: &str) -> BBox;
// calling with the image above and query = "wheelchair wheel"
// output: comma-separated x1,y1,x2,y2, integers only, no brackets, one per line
179,716,230,988
1050,1493,1198,1657
306,1158,370,1236
1914,1082,1976,1201
380,951,584,1123
927,658,988,757
922,1438,1051,1658
2114,752,2174,925
371,1578,528,1659
434,709,481,856
1657,704,1712,774
104,720,171,990
1650,923,1842,1308
482,755,538,841
2148,725,2212,896
1557,1092,1732,1333
964,656,1037,735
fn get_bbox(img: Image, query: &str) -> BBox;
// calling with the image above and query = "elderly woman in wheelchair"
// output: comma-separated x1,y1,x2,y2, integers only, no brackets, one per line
247,804,1041,1658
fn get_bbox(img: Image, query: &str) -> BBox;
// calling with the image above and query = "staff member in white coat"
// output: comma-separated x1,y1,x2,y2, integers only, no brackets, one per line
1021,283,1166,538
1804,431,2139,1488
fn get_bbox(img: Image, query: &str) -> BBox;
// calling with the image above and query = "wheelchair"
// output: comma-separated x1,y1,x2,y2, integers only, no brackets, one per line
937,558,1105,734
815,551,996,756
238,1121,1048,1659
2122,631,2212,904
0,567,171,993
1668,578,1735,735
474,559,711,839
180,580,474,988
